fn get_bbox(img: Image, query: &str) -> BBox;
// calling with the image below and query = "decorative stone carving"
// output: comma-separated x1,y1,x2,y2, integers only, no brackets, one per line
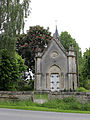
51,51,58,58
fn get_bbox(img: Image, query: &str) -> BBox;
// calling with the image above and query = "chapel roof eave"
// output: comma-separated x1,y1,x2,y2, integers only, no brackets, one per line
41,37,68,58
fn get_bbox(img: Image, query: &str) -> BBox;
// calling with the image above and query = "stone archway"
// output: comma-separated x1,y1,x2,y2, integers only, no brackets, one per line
46,65,63,91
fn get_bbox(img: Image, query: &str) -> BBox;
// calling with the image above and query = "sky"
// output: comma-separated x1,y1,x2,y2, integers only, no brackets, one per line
24,0,90,53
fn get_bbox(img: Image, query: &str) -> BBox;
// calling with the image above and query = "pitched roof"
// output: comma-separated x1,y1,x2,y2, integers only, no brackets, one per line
41,37,68,57
36,26,68,58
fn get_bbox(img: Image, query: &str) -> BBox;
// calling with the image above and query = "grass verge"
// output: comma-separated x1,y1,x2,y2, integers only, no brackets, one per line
0,97,90,114
0,105,90,114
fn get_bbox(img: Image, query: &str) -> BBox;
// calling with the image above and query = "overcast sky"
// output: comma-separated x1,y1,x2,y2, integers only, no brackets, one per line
25,0,90,53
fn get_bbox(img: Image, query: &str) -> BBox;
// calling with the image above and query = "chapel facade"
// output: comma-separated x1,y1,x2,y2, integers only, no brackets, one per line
34,27,77,92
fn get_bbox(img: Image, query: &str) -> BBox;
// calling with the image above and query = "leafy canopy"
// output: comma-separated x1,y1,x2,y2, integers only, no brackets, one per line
17,25,52,72
0,49,27,91
0,0,31,36
81,48,90,89
60,31,83,86
0,0,31,56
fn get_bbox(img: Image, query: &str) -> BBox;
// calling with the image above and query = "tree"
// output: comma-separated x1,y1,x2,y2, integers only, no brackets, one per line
0,36,16,57
81,48,90,89
17,25,52,72
60,31,83,86
0,0,31,36
0,49,27,90
0,0,31,90
0,0,31,56
60,31,81,53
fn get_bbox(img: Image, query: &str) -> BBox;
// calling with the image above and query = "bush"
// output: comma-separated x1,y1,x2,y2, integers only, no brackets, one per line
76,87,89,92
0,49,27,91
41,96,90,111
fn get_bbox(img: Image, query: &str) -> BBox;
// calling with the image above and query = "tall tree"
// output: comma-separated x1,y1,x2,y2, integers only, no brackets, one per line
0,49,27,90
81,48,90,89
0,0,31,36
0,0,30,90
17,25,52,72
60,31,83,86
0,0,31,56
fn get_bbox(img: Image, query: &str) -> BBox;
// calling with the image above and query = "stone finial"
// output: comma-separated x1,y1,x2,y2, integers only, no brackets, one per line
35,45,39,53
35,45,41,53
35,45,42,57
68,44,75,56
69,44,74,51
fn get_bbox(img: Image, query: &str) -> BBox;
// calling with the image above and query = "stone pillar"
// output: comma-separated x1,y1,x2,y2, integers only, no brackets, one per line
35,47,42,90
68,45,77,90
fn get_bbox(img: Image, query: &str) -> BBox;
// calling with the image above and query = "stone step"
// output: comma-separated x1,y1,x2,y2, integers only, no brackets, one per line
34,99,47,104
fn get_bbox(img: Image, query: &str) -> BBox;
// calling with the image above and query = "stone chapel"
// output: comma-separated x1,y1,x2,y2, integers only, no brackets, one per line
35,27,77,92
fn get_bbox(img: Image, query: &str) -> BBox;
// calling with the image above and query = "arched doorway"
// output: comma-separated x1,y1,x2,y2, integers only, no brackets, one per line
50,73,60,91
47,65,63,91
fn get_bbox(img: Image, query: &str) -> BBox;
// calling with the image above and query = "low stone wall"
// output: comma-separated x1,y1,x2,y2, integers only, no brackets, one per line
0,91,90,103
48,92,90,103
0,91,34,101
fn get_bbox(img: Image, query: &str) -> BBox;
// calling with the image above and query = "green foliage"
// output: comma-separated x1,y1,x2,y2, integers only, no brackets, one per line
0,0,31,36
81,48,90,89
17,25,52,72
60,31,83,64
76,87,89,92
60,31,80,52
60,31,83,86
18,79,34,91
0,97,90,112
60,32,90,90
0,35,16,57
34,93,48,99
0,49,27,90
0,0,31,57
41,97,90,111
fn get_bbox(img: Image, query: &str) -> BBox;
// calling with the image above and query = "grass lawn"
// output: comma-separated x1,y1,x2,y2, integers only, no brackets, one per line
0,104,90,114
0,96,90,114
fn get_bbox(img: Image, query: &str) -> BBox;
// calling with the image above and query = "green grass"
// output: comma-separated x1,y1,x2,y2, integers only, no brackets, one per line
76,87,90,92
0,97,90,114
34,93,48,99
0,105,90,114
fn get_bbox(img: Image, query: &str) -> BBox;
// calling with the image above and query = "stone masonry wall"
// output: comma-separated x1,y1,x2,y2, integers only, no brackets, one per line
48,92,90,103
0,91,90,103
0,91,34,101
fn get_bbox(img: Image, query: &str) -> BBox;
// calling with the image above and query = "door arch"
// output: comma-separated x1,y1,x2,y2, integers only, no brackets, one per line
47,65,63,91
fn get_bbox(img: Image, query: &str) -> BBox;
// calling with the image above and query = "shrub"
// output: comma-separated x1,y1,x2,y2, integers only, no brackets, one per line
76,87,89,92
0,49,27,91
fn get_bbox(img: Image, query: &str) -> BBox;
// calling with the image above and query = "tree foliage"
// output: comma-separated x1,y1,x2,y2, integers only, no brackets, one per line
0,36,16,57
81,48,90,89
0,0,31,57
60,31,83,86
17,25,52,72
60,31,81,53
0,0,31,36
0,49,27,90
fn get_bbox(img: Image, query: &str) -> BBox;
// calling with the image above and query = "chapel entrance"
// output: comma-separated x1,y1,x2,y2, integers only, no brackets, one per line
50,73,60,92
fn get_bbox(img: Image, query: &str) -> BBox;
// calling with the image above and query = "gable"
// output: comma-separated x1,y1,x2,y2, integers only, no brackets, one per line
41,39,68,74
42,39,67,59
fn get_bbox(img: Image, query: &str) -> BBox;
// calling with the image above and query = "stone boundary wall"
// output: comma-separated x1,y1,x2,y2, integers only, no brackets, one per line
0,91,90,103
48,92,90,103
0,91,34,101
